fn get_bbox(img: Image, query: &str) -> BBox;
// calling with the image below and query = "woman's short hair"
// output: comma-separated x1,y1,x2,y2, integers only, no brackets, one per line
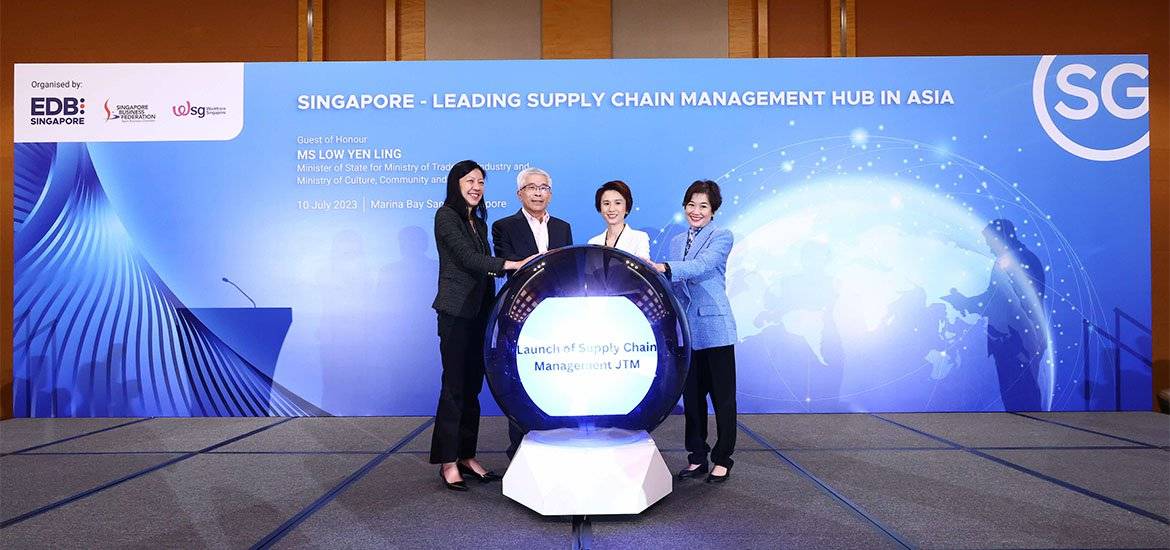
682,179,722,212
594,180,634,214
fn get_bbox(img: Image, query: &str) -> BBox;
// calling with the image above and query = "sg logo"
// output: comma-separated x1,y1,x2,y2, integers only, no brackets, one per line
1032,55,1149,162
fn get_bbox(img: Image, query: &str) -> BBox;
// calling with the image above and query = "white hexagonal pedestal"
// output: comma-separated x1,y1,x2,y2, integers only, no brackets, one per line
503,427,672,516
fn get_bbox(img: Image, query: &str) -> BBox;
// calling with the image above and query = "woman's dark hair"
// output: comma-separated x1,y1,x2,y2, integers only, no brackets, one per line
594,180,633,214
682,179,722,212
443,159,487,221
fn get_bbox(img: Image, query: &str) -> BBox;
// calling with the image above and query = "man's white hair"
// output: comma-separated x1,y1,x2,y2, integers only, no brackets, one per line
516,167,552,190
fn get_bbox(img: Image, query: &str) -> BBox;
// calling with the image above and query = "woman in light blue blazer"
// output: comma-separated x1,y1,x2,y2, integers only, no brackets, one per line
653,180,737,483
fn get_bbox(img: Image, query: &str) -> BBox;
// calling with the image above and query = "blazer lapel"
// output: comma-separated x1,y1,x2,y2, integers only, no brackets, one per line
513,210,539,255
686,223,717,260
464,215,485,252
552,217,572,248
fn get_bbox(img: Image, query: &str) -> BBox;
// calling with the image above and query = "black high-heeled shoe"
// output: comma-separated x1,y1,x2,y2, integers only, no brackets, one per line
677,463,709,480
705,466,731,484
439,467,468,491
458,462,502,482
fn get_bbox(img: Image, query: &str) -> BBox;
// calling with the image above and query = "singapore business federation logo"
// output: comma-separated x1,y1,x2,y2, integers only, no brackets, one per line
1032,55,1149,162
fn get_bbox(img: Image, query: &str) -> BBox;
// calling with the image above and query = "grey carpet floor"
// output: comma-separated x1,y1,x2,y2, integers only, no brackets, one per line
0,452,183,521
740,413,949,449
25,417,284,453
0,453,371,549
397,414,752,455
212,417,429,453
980,448,1170,518
1019,411,1170,446
876,412,1129,447
785,449,1170,548
590,450,903,549
0,418,139,453
273,452,570,550
2,413,1167,549
400,415,514,454
653,413,766,451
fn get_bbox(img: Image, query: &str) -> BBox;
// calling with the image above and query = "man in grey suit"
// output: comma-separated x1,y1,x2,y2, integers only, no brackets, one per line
491,167,573,458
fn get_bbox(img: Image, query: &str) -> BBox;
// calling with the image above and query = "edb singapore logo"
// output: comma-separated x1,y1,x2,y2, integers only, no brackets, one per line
28,96,86,125
1032,55,1149,162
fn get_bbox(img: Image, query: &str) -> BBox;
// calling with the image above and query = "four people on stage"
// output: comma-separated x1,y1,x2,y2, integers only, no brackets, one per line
431,163,738,490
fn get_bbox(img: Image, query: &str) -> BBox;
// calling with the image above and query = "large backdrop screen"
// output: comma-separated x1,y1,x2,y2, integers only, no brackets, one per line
12,55,1152,416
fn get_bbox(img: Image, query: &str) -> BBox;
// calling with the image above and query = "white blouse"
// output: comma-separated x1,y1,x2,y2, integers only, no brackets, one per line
588,224,651,258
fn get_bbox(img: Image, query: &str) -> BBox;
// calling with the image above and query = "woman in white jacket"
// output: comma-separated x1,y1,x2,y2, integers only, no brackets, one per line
587,180,650,258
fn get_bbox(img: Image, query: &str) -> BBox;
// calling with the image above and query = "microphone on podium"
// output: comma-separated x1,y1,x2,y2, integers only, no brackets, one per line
221,276,257,308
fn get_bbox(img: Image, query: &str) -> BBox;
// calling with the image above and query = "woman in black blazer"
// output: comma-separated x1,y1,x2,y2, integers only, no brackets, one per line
431,160,533,491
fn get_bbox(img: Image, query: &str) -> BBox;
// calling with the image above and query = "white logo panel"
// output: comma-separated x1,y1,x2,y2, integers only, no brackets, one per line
14,63,244,143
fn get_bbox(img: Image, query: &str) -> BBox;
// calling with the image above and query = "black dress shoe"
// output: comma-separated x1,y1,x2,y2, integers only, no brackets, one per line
677,463,709,479
705,469,731,484
458,462,502,482
439,469,469,491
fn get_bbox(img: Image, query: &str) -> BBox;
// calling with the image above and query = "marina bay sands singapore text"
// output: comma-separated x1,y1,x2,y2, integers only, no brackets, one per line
296,89,954,111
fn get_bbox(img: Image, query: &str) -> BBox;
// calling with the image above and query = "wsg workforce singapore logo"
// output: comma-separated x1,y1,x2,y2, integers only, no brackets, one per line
172,100,227,118
1033,55,1149,162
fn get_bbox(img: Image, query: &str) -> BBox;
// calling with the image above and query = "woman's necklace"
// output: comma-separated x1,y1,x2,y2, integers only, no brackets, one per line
606,224,625,248
467,215,485,253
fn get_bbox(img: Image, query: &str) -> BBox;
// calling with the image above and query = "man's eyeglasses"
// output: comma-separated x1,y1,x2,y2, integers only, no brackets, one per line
522,185,552,193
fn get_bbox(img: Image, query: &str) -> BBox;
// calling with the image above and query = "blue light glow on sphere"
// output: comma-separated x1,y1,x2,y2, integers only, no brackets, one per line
483,245,690,431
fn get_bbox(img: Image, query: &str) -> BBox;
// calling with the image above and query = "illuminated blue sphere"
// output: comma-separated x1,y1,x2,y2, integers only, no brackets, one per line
484,245,690,431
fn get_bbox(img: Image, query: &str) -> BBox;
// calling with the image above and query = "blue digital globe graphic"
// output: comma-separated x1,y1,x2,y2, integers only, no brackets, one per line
483,245,690,431
643,132,1130,412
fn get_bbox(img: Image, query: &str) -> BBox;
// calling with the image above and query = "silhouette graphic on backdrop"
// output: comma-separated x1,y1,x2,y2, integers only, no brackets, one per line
315,226,441,415
316,229,375,414
944,219,1047,410
377,226,441,411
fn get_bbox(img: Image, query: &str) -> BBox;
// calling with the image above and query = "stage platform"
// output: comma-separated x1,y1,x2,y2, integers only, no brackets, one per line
1,412,1167,549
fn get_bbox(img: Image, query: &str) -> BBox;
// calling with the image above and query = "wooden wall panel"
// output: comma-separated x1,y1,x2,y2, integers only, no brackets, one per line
728,0,758,58
756,0,769,57
542,0,612,59
324,0,388,61
427,0,540,60
386,0,398,59
312,0,325,60
398,0,427,60
767,0,831,57
856,0,1167,58
613,0,727,58
855,0,1170,404
0,0,301,418
1,1,298,63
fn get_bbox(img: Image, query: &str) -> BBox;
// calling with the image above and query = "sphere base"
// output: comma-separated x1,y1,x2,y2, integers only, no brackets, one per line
502,427,672,516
